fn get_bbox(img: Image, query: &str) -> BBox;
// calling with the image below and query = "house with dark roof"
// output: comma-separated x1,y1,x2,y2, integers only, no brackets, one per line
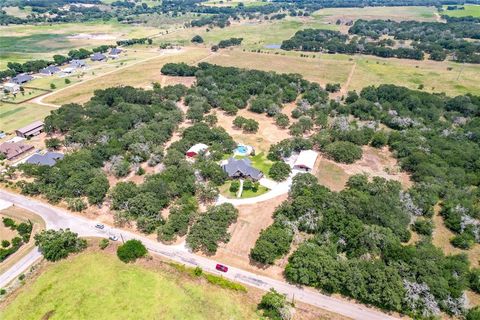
11,74,33,85
109,47,122,55
222,158,263,181
25,152,64,166
91,53,106,62
15,121,44,138
40,65,61,75
0,142,34,160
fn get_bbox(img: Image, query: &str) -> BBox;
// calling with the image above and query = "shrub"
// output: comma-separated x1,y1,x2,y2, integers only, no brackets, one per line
204,274,246,292
243,179,253,190
229,180,240,193
467,306,480,320
67,198,87,212
371,130,388,148
275,113,290,128
117,239,147,263
0,288,6,295
412,219,434,236
2,217,16,230
18,274,25,281
191,35,204,43
324,141,362,164
470,268,480,294
451,233,475,249
258,289,289,320
99,238,109,250
1,240,10,248
45,138,62,150
325,83,341,93
269,162,291,182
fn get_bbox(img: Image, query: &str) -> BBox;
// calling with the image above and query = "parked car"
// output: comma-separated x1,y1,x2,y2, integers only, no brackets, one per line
95,224,105,229
109,235,118,241
215,264,228,272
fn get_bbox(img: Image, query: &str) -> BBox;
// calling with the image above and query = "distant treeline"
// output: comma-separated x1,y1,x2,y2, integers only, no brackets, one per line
281,17,480,63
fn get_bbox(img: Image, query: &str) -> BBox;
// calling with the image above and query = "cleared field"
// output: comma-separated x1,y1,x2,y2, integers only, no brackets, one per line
441,5,480,17
205,49,352,87
0,103,55,133
313,6,437,22
44,47,211,106
205,49,480,96
201,0,268,7
159,17,339,49
0,251,260,320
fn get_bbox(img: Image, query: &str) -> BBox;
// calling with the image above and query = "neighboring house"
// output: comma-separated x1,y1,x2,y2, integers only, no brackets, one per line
293,150,318,172
70,59,86,68
15,121,44,138
40,65,61,75
0,141,34,160
3,82,20,93
109,47,122,59
25,152,64,166
186,143,209,157
63,67,76,74
91,53,106,61
11,74,33,85
222,158,263,181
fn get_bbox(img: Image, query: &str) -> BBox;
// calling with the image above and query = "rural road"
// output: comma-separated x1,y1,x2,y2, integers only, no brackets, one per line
0,189,399,320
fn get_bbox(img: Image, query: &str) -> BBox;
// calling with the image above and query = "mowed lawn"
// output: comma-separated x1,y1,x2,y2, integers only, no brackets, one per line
0,103,55,133
0,252,260,320
441,5,480,17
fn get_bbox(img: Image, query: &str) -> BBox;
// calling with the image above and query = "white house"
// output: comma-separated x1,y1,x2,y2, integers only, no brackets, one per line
63,67,76,74
3,82,20,93
293,150,318,172
186,143,209,157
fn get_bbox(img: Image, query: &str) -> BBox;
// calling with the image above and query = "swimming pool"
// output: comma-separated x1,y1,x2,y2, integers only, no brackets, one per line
235,145,248,156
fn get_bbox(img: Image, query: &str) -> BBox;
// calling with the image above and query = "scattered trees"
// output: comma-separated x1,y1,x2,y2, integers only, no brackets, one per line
186,203,238,254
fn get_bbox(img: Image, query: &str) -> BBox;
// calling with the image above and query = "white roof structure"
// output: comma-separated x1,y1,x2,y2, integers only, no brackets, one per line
63,67,76,73
186,143,208,156
294,150,318,171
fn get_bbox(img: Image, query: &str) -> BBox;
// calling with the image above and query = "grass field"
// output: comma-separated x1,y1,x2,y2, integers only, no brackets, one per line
441,5,480,17
205,49,480,96
1,88,48,104
313,6,437,22
44,47,210,106
0,251,260,320
201,0,268,7
0,103,55,133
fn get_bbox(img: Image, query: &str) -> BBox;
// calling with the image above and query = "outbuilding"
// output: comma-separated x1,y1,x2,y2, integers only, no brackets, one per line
70,59,86,68
293,150,318,172
15,121,44,138
186,143,209,157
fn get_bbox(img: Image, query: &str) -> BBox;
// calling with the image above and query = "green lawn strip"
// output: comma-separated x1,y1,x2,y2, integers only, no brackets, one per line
1,252,258,320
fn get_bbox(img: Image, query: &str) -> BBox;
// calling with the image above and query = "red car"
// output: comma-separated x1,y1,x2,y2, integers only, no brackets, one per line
216,264,228,272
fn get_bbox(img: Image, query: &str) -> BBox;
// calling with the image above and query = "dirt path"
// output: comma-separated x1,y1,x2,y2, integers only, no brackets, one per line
336,61,356,98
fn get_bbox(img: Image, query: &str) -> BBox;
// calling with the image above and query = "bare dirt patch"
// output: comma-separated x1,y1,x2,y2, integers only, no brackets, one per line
214,109,291,153
432,205,480,268
315,146,412,191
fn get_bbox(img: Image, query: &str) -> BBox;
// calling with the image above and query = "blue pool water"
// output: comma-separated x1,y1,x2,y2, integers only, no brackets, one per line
235,146,248,155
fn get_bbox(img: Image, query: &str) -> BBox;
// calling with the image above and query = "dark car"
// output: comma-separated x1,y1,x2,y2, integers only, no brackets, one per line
215,264,228,272
95,224,105,229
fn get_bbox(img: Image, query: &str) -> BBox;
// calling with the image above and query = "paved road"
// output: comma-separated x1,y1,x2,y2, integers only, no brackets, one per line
0,189,399,320
0,247,41,288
